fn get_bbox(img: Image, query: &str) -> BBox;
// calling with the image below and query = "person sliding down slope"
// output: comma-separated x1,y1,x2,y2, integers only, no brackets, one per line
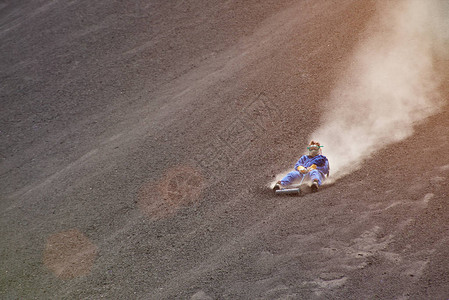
274,141,329,193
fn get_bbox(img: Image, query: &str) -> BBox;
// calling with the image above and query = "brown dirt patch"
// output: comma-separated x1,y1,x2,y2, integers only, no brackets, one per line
137,165,204,220
43,229,98,279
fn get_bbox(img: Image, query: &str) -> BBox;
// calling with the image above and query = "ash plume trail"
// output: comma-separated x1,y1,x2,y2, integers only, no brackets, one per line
312,0,449,181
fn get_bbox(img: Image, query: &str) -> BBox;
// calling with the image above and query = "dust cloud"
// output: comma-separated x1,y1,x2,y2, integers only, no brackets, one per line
311,0,449,181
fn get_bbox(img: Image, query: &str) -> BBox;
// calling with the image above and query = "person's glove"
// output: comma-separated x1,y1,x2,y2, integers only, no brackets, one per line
307,164,317,172
296,166,308,174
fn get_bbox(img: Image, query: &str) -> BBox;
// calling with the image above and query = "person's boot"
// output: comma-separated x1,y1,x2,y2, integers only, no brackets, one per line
273,181,283,192
311,180,319,193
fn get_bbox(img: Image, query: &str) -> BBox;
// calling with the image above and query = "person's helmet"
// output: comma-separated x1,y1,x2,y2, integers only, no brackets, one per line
307,141,322,157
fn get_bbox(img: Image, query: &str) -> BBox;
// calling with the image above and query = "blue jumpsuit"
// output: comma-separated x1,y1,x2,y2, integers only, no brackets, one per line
280,155,329,186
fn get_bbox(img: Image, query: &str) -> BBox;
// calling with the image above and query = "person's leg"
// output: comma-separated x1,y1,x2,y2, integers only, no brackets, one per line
280,170,303,186
308,170,324,186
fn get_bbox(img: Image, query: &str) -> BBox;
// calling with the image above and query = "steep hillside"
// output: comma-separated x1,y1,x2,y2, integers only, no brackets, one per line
1,0,448,299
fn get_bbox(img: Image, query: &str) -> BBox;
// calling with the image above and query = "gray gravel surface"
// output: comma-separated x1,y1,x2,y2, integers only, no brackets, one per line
1,0,449,299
